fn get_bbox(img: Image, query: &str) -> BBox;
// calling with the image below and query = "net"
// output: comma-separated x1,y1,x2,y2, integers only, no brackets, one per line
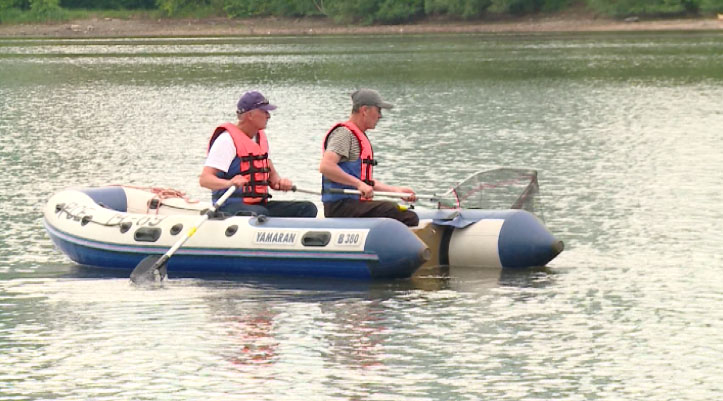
435,168,540,213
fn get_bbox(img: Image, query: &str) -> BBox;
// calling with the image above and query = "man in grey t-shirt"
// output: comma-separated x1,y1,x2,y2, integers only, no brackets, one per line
319,89,419,227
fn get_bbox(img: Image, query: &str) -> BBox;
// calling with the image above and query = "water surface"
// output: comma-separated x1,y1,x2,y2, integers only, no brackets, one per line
1,32,722,400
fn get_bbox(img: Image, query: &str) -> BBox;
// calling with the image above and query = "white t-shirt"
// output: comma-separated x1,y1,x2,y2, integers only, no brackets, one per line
204,131,259,173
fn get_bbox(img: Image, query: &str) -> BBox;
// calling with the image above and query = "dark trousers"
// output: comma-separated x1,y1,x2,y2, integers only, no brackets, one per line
220,200,318,218
323,199,419,227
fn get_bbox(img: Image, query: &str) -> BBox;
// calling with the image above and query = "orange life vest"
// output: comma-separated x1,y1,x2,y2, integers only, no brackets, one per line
209,123,270,204
321,121,376,202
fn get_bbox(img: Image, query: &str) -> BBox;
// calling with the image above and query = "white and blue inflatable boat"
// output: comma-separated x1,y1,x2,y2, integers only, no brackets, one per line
43,185,563,279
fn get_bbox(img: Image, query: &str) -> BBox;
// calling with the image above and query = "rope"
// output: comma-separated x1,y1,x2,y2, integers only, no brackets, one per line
112,185,199,215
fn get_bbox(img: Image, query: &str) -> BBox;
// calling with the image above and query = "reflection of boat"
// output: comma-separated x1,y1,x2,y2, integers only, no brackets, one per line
43,185,563,280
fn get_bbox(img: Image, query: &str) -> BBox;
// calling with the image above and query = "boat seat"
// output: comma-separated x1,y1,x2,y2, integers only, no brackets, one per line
123,187,159,214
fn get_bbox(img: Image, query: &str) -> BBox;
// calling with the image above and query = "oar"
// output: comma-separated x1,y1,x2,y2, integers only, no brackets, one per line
130,185,237,285
291,186,440,201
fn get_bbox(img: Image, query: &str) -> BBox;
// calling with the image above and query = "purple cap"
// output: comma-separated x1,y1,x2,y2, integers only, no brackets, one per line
236,91,277,114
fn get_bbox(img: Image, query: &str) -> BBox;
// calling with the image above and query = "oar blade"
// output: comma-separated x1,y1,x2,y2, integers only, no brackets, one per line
130,255,168,285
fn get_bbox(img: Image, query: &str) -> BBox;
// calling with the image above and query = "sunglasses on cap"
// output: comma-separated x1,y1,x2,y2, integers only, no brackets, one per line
238,99,270,114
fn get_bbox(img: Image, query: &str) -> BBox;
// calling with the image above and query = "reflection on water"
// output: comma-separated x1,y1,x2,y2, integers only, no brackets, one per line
1,32,722,400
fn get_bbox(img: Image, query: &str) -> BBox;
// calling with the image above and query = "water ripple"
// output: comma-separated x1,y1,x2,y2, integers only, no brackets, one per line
1,33,722,400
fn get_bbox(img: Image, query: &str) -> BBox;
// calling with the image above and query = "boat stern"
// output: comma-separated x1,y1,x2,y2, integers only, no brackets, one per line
364,218,431,278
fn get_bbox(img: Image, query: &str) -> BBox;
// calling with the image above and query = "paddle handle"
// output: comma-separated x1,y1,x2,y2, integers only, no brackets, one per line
212,184,237,212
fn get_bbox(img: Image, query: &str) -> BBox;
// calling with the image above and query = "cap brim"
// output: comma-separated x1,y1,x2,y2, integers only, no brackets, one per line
379,102,393,109
259,104,277,111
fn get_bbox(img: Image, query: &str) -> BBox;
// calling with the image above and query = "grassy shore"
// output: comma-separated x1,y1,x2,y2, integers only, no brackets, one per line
0,13,721,38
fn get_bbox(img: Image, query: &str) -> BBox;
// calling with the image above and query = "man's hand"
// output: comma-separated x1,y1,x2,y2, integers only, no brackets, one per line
357,181,374,199
270,177,293,191
397,186,416,202
229,175,249,188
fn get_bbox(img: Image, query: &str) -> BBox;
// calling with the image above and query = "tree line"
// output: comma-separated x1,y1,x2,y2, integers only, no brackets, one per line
2,0,722,23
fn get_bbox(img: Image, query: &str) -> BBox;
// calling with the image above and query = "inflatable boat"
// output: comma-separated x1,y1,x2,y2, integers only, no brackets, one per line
43,184,563,280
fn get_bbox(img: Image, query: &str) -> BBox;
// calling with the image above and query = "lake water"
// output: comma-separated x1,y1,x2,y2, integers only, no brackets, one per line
1,31,722,400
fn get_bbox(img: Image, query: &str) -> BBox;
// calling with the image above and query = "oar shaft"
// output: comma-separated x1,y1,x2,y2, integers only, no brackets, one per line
291,187,321,196
160,215,209,258
291,186,438,201
132,185,238,283
159,185,236,259
330,188,438,200
212,184,237,212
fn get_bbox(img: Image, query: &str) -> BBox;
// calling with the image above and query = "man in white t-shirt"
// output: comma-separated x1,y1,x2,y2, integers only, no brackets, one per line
199,91,317,218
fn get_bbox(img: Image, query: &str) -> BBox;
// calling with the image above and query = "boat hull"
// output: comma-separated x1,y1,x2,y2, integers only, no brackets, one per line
413,209,564,269
43,186,564,279
43,187,429,279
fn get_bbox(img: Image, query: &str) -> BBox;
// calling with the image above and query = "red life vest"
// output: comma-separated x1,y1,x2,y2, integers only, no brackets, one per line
321,121,377,202
209,123,270,204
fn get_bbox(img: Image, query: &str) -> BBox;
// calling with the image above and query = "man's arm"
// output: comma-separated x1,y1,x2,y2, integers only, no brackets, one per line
199,166,247,190
201,133,248,191
267,159,293,191
373,181,416,202
319,150,374,198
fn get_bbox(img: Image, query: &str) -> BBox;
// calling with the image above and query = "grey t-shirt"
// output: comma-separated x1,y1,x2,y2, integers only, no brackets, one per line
324,126,364,162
